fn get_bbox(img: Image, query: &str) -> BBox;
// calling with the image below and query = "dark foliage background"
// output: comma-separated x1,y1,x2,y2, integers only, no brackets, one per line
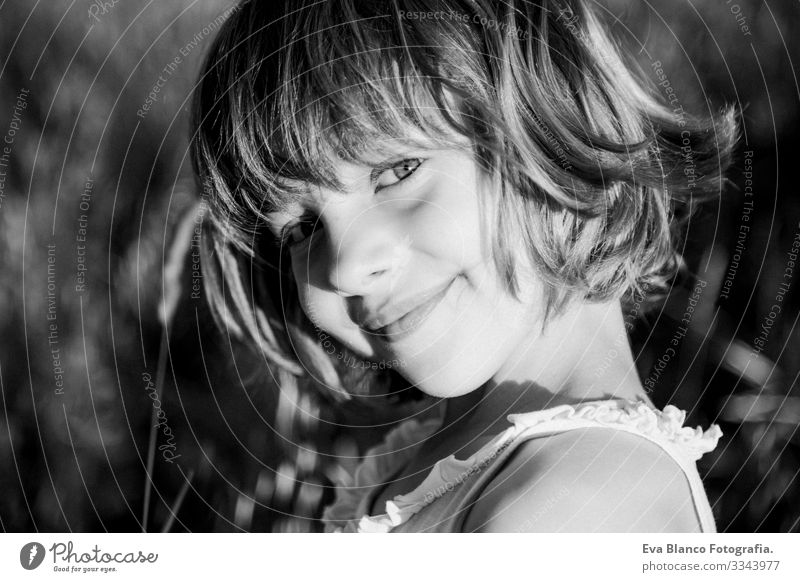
0,0,798,532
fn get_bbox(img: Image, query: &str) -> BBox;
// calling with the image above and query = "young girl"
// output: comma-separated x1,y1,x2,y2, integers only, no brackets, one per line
190,0,736,532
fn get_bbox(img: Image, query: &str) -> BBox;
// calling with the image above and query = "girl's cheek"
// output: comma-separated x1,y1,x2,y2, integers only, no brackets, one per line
418,189,484,265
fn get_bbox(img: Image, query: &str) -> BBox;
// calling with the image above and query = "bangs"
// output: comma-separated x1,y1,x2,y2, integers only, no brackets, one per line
267,21,470,183
195,0,482,239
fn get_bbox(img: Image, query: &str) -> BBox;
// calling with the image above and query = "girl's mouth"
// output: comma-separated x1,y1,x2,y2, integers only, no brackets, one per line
369,277,457,342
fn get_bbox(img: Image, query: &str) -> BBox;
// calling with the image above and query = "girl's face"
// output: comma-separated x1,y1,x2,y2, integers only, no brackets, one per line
268,143,546,398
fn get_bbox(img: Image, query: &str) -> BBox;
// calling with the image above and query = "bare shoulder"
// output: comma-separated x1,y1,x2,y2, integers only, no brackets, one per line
462,427,702,533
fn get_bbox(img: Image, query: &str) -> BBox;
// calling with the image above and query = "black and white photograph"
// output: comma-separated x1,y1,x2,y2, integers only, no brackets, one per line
0,0,798,578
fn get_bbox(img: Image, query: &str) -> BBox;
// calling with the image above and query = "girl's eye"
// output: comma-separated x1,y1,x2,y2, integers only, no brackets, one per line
282,215,322,247
375,158,424,189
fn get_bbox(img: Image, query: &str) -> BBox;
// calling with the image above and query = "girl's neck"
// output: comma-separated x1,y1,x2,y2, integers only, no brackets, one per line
437,300,650,439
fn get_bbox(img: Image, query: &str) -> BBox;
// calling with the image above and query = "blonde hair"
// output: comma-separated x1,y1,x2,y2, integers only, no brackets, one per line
190,0,737,403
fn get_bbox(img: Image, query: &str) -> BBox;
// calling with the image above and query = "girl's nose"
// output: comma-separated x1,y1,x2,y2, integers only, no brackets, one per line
324,204,409,297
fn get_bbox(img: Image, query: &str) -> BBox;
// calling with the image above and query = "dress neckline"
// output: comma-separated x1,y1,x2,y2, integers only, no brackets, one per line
322,397,723,533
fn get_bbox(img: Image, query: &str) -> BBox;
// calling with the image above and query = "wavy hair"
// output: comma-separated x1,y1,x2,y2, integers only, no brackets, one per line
190,0,737,403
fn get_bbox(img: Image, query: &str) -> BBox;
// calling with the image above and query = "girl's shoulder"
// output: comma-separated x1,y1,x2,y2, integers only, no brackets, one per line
462,399,723,532
462,425,701,532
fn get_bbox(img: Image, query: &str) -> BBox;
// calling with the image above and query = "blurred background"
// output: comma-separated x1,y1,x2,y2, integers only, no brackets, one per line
0,0,798,532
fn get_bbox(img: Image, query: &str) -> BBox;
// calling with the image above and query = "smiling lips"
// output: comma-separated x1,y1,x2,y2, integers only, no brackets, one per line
361,277,457,341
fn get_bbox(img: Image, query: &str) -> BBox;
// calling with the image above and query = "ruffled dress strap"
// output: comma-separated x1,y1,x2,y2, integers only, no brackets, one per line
321,407,443,532
322,397,723,533
498,398,723,532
